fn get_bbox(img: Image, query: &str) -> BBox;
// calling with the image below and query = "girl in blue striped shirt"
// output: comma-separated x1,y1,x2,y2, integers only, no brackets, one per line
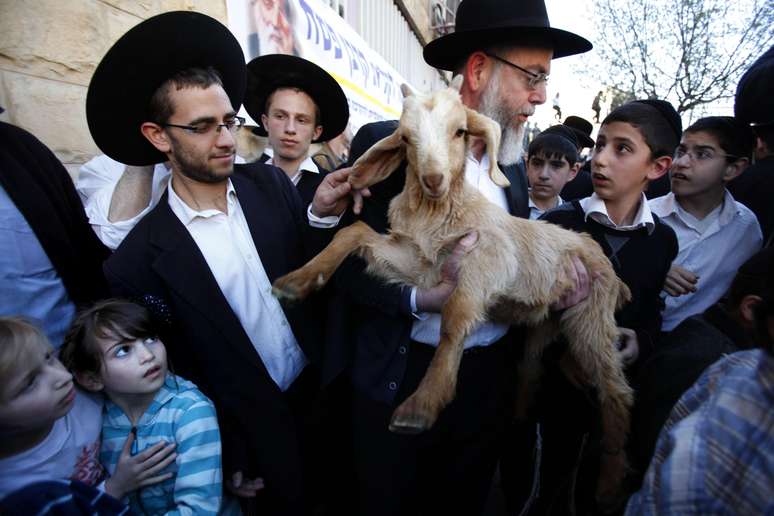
61,300,237,515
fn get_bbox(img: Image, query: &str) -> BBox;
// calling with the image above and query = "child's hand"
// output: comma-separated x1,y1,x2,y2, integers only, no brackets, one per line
664,265,698,296
616,327,639,366
225,471,265,498
104,430,177,499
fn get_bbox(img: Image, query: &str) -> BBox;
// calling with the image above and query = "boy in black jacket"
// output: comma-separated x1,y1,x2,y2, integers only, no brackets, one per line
502,100,681,515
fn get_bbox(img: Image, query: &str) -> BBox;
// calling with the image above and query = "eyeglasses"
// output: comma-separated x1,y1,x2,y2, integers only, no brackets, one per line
484,52,548,89
162,116,245,136
674,146,738,162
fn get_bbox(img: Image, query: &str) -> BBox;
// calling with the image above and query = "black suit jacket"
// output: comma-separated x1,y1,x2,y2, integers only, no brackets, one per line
333,120,529,403
104,163,333,510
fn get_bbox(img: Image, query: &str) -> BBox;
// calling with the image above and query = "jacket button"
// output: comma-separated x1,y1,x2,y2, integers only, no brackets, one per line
398,346,407,354
388,381,397,390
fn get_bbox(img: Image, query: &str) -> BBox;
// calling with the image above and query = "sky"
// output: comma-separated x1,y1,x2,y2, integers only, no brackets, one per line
539,0,737,138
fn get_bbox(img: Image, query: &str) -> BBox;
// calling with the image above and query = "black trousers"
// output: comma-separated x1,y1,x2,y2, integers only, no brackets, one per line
352,338,518,516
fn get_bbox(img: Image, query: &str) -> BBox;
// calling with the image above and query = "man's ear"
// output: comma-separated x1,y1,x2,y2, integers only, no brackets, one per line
140,122,171,154
723,157,750,182
567,162,581,182
313,125,323,142
739,294,762,326
460,51,490,102
647,155,672,181
74,371,104,393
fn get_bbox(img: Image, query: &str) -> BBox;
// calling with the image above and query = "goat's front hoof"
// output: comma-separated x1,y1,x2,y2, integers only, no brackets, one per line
272,270,323,303
388,396,439,434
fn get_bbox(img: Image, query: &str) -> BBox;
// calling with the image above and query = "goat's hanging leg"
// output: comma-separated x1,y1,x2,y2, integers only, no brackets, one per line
559,298,633,511
513,320,559,420
389,290,481,434
273,221,378,302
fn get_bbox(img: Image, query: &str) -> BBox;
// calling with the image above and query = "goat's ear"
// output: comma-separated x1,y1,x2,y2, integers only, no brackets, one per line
400,83,416,98
350,129,406,189
450,74,464,92
465,107,511,187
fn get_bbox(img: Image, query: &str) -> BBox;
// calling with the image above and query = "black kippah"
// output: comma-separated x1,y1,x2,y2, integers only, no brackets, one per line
540,124,580,149
633,99,682,141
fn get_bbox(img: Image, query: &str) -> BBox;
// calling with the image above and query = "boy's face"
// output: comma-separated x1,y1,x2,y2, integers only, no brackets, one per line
527,152,578,202
94,335,168,399
591,121,669,204
671,130,741,198
0,343,75,434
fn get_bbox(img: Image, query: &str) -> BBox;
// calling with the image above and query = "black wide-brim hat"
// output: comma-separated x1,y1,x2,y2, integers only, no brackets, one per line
86,11,247,166
735,44,774,127
245,54,349,143
424,0,592,71
563,115,595,148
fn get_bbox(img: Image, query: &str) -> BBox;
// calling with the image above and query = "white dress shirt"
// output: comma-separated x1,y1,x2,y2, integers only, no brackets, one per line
410,151,510,349
77,155,171,250
167,179,307,390
263,147,320,186
650,190,762,331
528,193,563,220
580,192,656,234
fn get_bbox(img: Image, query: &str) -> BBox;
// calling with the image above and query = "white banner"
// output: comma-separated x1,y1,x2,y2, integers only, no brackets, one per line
227,0,407,135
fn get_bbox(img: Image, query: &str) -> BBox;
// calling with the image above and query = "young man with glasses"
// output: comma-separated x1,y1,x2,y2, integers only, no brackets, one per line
87,12,354,514
650,116,762,332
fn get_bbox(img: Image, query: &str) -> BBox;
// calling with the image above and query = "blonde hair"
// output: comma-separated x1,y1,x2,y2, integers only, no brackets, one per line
0,317,51,400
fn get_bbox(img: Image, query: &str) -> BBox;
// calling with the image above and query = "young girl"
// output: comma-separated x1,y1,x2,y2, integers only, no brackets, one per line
61,300,236,515
0,317,168,502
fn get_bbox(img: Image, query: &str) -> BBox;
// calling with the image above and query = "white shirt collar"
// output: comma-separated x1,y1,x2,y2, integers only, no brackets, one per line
167,177,236,226
263,147,320,175
528,193,563,211
579,192,655,234
650,190,741,228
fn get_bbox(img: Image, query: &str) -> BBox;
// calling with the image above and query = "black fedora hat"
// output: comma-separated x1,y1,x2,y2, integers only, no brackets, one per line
423,0,592,71
735,45,774,127
86,11,247,166
245,54,349,143
563,115,594,148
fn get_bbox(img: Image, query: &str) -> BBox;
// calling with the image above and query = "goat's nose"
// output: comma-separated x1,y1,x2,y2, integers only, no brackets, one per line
423,174,443,191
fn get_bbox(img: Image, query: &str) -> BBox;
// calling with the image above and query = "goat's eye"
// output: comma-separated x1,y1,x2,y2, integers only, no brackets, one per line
455,128,466,138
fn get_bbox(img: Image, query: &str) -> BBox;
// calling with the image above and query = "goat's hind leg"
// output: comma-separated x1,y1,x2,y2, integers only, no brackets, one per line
273,221,379,302
389,290,481,434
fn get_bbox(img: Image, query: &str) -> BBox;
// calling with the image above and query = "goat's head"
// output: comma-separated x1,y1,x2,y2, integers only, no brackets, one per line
350,76,510,201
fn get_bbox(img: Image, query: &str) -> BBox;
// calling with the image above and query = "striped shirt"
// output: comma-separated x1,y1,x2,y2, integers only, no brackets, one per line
626,350,774,515
100,374,231,515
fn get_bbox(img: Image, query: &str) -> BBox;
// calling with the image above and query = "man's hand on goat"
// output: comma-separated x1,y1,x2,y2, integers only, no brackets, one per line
311,166,371,218
663,265,698,297
616,327,639,366
416,231,479,313
550,255,597,311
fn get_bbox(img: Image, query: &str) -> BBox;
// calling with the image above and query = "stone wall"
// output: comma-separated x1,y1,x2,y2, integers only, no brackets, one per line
0,0,227,179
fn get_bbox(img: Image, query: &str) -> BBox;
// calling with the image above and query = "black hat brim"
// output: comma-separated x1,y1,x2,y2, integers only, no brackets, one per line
245,54,349,143
424,26,592,71
86,11,247,166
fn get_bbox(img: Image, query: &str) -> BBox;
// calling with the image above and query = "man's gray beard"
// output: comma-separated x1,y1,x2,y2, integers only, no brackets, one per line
478,67,526,166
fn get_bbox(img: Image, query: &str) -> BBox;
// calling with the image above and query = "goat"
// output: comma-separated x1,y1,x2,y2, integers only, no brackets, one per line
272,76,633,505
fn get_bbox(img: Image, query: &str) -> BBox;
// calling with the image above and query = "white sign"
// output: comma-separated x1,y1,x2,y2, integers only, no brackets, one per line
227,0,407,134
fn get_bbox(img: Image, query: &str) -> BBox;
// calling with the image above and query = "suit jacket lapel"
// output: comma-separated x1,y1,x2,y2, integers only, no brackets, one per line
147,196,268,373
500,161,529,218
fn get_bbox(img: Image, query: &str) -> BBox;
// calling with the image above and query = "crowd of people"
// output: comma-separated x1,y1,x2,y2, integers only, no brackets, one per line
0,0,772,515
